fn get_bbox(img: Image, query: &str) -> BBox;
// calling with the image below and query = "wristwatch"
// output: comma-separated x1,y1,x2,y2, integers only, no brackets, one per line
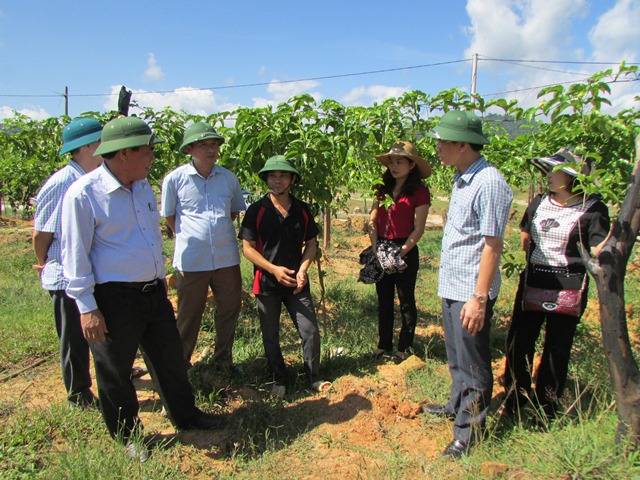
471,293,487,305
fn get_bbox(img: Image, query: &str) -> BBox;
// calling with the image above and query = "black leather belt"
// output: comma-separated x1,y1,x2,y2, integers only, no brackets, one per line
109,279,160,293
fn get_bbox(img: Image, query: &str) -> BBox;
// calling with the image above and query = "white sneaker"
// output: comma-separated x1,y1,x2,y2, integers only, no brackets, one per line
124,442,149,463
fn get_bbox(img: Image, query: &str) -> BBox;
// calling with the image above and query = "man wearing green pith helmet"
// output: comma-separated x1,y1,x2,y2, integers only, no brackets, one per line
423,110,513,460
33,117,103,409
61,117,225,462
239,155,331,399
161,122,246,372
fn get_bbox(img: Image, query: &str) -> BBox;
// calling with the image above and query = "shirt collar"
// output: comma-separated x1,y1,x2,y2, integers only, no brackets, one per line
187,160,219,179
100,163,133,193
67,159,86,176
454,156,488,186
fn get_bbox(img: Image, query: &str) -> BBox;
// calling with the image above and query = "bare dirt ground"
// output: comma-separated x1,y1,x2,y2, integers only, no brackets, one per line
0,216,547,478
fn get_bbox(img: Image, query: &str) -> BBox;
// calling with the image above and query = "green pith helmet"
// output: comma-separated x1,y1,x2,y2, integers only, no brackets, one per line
179,122,225,153
94,117,164,156
426,110,489,145
258,155,300,182
59,118,103,156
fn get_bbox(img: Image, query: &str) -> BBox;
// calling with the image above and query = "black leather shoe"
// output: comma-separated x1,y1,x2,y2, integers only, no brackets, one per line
441,439,470,460
186,412,226,430
422,403,455,420
69,390,100,410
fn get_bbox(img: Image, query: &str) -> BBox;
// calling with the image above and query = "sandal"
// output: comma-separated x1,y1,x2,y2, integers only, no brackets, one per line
369,348,388,359
131,366,148,379
392,351,409,364
311,380,332,393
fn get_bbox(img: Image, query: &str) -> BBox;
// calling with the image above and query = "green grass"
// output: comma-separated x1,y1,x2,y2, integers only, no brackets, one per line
2,215,640,478
0,228,56,369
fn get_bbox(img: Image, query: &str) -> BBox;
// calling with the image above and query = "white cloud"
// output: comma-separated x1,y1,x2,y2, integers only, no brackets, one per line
102,85,238,116
463,0,638,113
589,0,640,63
142,53,164,82
464,0,587,60
251,97,277,109
266,79,322,102
250,79,323,108
341,85,409,106
0,105,50,120
257,66,267,76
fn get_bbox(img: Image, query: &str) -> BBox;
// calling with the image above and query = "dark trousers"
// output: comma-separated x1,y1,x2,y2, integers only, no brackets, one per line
91,281,199,441
375,244,419,353
442,297,495,444
49,290,92,401
256,291,321,386
503,274,580,416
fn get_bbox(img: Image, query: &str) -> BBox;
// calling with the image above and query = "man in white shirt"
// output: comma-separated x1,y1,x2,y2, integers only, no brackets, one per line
61,117,224,461
161,122,245,371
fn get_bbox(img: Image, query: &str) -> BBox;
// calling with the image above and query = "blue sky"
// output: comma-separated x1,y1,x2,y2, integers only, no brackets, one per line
0,0,638,120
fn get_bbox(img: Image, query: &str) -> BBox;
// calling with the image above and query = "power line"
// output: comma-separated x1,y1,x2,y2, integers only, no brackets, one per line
0,56,636,102
0,60,472,99
481,77,639,98
478,55,639,66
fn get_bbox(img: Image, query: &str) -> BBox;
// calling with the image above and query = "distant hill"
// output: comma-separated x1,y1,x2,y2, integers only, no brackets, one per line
484,113,539,139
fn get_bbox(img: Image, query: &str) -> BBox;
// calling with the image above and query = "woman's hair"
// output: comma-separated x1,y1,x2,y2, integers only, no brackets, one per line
376,161,423,199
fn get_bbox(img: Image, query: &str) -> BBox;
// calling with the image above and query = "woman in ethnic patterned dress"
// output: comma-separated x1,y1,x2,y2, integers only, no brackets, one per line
502,147,610,420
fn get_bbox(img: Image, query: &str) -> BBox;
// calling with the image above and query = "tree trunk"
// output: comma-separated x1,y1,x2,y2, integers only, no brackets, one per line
589,134,640,447
323,207,331,250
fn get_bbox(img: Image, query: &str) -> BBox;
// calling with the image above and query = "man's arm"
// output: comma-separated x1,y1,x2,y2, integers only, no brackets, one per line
32,230,54,275
295,237,317,294
242,239,297,288
164,215,176,235
61,189,108,342
460,235,503,336
80,310,109,343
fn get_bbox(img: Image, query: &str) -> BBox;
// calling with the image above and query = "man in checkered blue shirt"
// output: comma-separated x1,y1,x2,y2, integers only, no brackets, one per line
423,111,513,459
33,118,103,408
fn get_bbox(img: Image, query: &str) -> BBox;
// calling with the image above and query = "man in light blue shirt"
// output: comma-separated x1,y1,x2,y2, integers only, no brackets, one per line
33,117,103,409
424,111,513,459
62,117,224,460
161,122,245,370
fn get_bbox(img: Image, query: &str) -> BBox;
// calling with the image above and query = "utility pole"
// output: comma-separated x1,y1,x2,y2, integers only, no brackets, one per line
64,86,69,116
471,53,478,95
